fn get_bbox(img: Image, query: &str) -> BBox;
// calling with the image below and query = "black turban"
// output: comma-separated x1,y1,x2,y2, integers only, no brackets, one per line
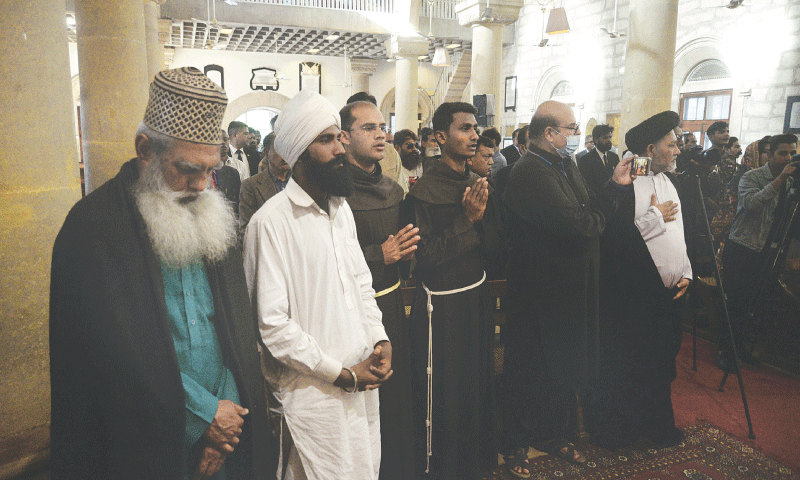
625,111,680,156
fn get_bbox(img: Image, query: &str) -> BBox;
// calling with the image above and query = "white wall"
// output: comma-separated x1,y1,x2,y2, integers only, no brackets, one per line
170,48,353,108
502,0,800,147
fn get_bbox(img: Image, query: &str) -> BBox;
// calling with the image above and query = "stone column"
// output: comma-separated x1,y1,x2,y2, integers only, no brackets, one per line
76,0,149,193
349,58,378,97
386,35,429,132
144,0,165,81
0,1,81,477
395,57,419,132
619,0,679,150
456,0,522,126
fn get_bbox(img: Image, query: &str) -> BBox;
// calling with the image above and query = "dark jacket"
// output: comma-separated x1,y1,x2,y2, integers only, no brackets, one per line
50,159,273,479
501,144,521,165
239,168,281,235
502,146,623,390
578,148,620,197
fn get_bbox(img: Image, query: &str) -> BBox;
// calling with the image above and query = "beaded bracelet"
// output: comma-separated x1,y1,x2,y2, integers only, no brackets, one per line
341,367,358,394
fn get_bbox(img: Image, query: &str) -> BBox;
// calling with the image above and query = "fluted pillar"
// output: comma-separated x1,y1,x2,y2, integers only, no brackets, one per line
0,1,81,477
456,0,522,126
144,0,165,81
349,58,378,97
619,0,679,150
386,35,429,132
76,0,149,193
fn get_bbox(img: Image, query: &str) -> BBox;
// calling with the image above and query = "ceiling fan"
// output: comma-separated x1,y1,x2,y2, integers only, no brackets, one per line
600,0,626,38
192,0,236,41
535,7,552,47
718,0,745,8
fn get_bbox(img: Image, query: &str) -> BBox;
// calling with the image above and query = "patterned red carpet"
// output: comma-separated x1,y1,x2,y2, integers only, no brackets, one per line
485,423,798,479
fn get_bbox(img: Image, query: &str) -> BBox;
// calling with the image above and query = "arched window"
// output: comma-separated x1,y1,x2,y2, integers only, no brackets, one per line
551,81,574,99
679,60,732,149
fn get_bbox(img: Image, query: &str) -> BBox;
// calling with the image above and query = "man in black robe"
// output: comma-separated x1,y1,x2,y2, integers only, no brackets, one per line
49,67,272,479
403,102,502,479
501,100,632,472
340,100,419,480
587,111,691,450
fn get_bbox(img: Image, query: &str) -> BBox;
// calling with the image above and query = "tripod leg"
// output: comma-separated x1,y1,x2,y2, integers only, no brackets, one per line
692,315,697,372
718,372,728,392
694,178,756,439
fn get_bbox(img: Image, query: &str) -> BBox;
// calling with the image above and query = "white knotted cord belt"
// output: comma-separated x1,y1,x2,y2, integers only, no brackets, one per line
421,271,486,473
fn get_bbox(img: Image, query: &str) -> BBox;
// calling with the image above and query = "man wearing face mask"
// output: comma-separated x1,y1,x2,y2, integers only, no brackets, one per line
578,125,620,197
500,100,633,471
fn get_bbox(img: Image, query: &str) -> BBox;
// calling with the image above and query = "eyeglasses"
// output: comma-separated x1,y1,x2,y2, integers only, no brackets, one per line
347,123,389,134
402,142,418,150
554,124,580,134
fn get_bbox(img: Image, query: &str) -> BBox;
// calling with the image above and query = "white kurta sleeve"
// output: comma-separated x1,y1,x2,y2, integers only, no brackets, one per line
244,216,343,384
634,205,666,242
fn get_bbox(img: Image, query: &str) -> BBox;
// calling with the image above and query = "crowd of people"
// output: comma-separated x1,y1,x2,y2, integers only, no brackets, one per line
50,67,798,480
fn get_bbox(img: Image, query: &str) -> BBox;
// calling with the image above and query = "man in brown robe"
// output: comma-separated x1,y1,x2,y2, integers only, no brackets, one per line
340,100,420,480
402,102,503,479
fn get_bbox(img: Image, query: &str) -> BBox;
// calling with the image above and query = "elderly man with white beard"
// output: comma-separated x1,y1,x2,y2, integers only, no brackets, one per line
50,67,272,479
243,89,392,480
586,111,692,451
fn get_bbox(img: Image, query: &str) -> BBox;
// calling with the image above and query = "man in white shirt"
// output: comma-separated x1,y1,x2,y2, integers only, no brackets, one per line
227,121,252,182
243,89,392,480
587,111,691,452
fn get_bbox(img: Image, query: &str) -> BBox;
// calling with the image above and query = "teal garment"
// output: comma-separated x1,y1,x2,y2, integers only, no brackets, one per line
162,261,241,479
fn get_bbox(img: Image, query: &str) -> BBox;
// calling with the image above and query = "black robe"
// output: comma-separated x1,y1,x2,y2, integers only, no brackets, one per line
346,162,414,480
49,159,273,479
500,145,622,448
586,173,687,450
402,160,500,479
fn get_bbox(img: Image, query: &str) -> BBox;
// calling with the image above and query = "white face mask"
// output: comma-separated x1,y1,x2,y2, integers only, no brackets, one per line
550,129,581,159
425,146,441,157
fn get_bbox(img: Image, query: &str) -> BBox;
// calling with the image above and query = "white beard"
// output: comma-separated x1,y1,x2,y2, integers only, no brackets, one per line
133,158,237,268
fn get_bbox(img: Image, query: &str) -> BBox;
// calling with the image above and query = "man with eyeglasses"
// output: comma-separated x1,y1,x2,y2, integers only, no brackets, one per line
501,100,633,471
339,100,420,480
50,67,271,479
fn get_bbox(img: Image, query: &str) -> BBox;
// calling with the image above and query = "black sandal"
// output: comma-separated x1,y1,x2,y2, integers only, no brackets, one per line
503,447,532,479
548,440,587,465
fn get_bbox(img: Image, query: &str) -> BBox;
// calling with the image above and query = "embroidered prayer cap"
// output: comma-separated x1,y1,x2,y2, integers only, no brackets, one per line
274,89,341,168
143,67,227,145
625,111,680,157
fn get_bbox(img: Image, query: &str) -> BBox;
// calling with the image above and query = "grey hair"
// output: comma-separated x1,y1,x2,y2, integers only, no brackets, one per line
135,122,176,156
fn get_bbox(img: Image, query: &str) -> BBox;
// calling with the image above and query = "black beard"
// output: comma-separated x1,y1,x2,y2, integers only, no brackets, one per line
597,143,612,153
301,152,354,197
401,151,422,171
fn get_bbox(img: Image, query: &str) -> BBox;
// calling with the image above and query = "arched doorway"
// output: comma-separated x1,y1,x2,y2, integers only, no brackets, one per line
379,88,434,133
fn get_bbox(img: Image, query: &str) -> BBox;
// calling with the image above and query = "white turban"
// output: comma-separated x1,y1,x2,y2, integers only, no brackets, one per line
274,89,341,168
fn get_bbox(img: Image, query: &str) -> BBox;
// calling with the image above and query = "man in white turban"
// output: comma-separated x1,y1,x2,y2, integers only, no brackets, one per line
243,89,393,480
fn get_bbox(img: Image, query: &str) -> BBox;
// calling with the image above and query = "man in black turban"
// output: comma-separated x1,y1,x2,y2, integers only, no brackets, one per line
586,111,692,451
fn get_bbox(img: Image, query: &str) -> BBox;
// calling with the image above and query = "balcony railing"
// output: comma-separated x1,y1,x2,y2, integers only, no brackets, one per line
239,0,395,14
239,0,458,18
421,0,459,19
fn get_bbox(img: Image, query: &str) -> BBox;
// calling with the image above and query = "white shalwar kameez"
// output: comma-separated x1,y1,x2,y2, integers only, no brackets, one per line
244,178,387,480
